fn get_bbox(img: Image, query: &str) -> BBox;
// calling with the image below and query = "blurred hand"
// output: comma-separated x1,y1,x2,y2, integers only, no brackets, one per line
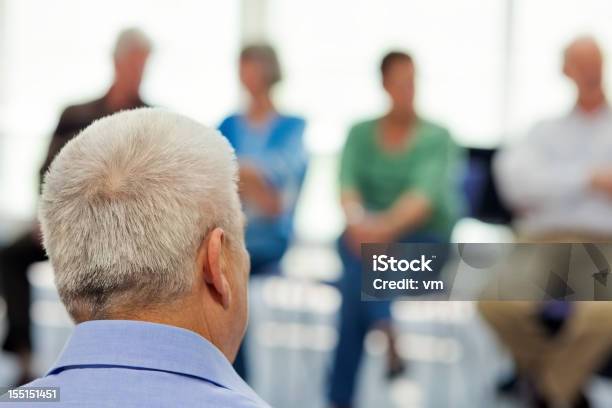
238,164,282,216
238,164,259,192
590,168,612,195
345,215,395,255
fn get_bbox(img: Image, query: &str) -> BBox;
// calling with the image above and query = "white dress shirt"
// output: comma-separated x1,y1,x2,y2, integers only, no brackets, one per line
494,105,612,236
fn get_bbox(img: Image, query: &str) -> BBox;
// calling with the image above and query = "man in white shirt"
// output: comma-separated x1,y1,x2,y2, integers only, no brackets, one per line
480,37,612,408
495,40,612,237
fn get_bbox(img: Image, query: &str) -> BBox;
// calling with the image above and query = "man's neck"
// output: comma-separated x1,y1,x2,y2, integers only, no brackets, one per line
106,84,140,112
577,88,606,114
107,301,220,355
385,108,416,127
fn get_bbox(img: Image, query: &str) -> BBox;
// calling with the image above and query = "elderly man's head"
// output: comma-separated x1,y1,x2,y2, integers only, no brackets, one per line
563,36,604,94
39,108,249,360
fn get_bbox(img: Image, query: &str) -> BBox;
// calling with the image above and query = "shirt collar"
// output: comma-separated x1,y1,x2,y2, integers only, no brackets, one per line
47,320,261,403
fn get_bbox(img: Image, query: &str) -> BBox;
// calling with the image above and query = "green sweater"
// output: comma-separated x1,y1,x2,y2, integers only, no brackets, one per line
339,118,463,238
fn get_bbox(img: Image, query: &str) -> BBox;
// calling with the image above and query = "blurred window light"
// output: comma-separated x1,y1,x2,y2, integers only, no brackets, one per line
281,244,342,281
364,329,389,356
396,333,463,364
30,300,72,328
451,218,515,244
27,261,55,290
261,276,341,315
364,330,464,366
389,379,423,408
391,301,476,324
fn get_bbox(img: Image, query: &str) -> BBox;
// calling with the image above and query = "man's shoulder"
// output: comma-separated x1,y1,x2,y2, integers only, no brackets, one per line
52,97,109,139
17,369,269,408
528,113,575,139
58,97,106,124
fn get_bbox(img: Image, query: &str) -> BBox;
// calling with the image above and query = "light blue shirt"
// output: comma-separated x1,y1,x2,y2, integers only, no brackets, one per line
11,320,270,407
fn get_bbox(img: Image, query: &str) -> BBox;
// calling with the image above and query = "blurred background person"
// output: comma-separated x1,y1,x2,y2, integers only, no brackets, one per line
0,27,151,386
481,36,612,408
328,51,463,408
218,44,307,382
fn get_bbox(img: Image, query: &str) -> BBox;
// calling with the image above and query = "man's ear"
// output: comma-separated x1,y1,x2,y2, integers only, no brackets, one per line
198,227,231,310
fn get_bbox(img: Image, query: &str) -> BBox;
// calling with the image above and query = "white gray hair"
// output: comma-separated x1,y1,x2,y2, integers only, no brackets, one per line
39,108,243,321
113,28,152,60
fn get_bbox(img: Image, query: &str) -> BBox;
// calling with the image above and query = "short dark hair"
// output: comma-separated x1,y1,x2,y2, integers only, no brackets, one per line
380,51,413,77
240,44,282,87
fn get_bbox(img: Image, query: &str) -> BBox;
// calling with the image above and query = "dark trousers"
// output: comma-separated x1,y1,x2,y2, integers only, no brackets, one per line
328,233,447,406
0,231,46,354
328,237,390,405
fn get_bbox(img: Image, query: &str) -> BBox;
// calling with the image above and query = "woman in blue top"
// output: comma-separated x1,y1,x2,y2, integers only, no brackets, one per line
219,44,307,381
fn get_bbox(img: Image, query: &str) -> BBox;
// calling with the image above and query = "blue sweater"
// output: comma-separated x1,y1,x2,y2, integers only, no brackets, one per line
219,113,307,270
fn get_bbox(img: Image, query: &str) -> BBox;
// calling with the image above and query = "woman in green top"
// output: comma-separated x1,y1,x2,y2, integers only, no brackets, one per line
329,51,463,407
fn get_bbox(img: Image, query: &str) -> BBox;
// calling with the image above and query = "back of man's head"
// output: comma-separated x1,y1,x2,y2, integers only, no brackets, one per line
39,108,246,328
